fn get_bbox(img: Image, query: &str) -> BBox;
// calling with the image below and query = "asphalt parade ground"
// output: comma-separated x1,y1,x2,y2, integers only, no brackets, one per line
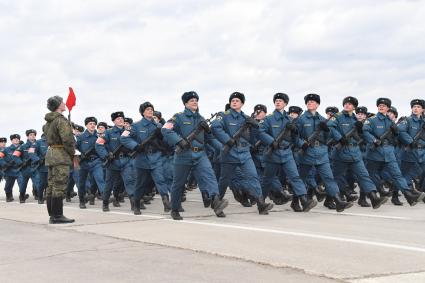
1,183,425,283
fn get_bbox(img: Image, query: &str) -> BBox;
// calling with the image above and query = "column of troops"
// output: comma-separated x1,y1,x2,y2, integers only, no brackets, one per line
1,92,425,223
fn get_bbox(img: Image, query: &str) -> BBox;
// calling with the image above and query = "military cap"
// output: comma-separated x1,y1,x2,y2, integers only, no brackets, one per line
111,111,125,122
388,106,398,118
229,92,245,104
325,106,339,115
410,99,425,109
254,104,267,114
47,95,63,112
84,116,98,125
288,106,303,115
124,117,133,124
273,93,289,104
181,91,199,104
342,96,358,108
10,134,20,140
356,106,368,114
0,137,7,143
97,122,108,129
304,93,320,104
139,102,154,115
25,129,37,136
376,98,391,108
153,111,162,119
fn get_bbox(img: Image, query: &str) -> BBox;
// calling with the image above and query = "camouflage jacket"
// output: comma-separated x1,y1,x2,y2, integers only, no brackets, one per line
43,112,75,166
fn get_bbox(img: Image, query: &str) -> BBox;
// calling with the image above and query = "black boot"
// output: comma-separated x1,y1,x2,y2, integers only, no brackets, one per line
323,196,336,210
19,192,29,203
368,191,388,209
46,196,52,217
102,200,110,212
307,186,314,200
6,192,14,202
171,210,183,220
342,187,358,202
134,199,141,215
391,190,403,206
333,193,353,212
377,184,391,197
162,195,171,212
299,195,317,212
112,193,121,207
130,197,135,211
257,197,273,215
140,199,146,210
88,193,95,205
38,190,44,204
240,191,252,207
33,188,38,200
211,195,229,216
178,204,185,212
231,189,243,204
403,190,425,206
290,196,302,212
79,196,86,209
49,197,75,224
65,191,71,202
357,192,371,207
314,187,326,202
201,191,212,208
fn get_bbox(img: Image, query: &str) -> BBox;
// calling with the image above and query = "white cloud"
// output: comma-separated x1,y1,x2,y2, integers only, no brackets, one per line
1,0,425,140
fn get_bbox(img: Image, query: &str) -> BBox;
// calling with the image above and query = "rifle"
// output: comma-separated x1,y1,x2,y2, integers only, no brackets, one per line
301,115,334,153
133,128,166,154
327,121,364,150
406,120,425,150
175,113,218,154
251,140,263,155
79,146,97,162
264,118,297,156
16,158,32,171
373,117,406,148
102,144,124,167
222,117,259,154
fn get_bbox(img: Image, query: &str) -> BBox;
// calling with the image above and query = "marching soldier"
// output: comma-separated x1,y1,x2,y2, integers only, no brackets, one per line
328,96,388,209
162,91,229,220
211,92,274,215
0,137,7,183
35,134,48,204
3,134,24,202
363,98,425,206
43,95,75,224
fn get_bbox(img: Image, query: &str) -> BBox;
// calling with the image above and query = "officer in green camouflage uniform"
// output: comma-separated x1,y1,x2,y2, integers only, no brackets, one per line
43,95,75,224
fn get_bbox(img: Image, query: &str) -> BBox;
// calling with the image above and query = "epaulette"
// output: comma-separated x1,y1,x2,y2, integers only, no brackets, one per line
335,112,342,117
224,110,230,115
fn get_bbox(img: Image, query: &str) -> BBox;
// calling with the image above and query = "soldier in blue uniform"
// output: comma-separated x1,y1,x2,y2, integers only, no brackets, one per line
121,102,171,215
260,93,317,212
35,135,48,204
398,99,425,199
296,94,353,212
211,92,274,215
96,111,136,212
0,137,7,183
76,117,106,209
328,96,388,209
162,91,229,220
363,98,425,206
3,134,25,202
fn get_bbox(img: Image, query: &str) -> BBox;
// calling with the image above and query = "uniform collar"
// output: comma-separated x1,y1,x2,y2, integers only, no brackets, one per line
141,117,155,126
112,126,124,133
230,108,244,119
273,109,287,119
342,110,355,118
411,114,421,121
83,129,97,137
376,112,387,120
184,107,199,118
305,110,319,118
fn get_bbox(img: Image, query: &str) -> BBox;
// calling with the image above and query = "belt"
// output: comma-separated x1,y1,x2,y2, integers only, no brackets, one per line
87,155,98,161
191,147,204,152
311,141,322,147
115,153,130,159
145,148,159,154
381,141,393,146
50,145,64,148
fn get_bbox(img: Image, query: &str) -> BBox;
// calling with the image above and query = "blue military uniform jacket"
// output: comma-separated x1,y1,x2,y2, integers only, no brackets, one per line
398,114,425,163
35,137,48,173
296,111,331,165
328,111,363,162
121,117,163,169
96,126,132,170
362,112,398,162
77,129,102,166
259,110,298,164
4,144,21,177
211,108,255,164
162,108,216,165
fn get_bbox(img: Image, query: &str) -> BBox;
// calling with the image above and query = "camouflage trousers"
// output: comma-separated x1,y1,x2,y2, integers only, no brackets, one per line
47,165,69,198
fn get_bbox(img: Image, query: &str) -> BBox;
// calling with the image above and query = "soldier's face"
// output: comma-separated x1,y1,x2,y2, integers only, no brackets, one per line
356,113,366,121
343,103,355,112
0,142,6,148
378,104,389,114
86,122,96,132
255,111,266,120
387,112,397,121
153,116,159,123
306,101,319,111
11,138,20,145
290,113,299,119
274,99,286,111
58,102,66,112
27,133,36,142
230,98,243,111
114,117,124,127
143,107,154,119
185,98,198,111
412,105,423,116
97,126,105,134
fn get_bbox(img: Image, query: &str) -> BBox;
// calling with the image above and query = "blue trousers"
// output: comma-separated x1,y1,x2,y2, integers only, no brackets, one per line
38,171,48,199
79,161,105,197
366,160,409,192
103,162,135,201
299,162,339,197
134,166,170,201
333,159,375,193
4,174,24,194
401,161,425,188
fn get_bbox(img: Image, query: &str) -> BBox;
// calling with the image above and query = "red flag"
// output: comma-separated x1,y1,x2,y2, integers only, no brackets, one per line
66,87,76,112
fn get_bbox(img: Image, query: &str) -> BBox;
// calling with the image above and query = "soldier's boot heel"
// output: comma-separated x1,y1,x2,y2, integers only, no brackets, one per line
299,195,317,212
162,195,171,212
257,197,273,215
134,199,141,215
368,191,388,209
49,197,74,224
290,196,302,212
333,194,353,212
79,196,87,209
391,190,403,206
358,192,371,207
201,191,212,208
171,210,183,220
102,200,110,212
323,195,336,210
19,192,29,204
211,196,228,216
403,190,425,206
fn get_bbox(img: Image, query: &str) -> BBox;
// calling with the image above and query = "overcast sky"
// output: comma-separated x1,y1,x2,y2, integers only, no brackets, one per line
1,0,425,141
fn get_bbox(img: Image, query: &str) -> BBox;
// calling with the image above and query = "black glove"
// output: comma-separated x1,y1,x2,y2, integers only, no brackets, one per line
409,141,417,149
390,124,399,135
245,117,259,129
319,121,330,132
199,120,210,133
373,139,382,147
271,141,280,150
225,138,236,148
301,142,309,151
354,121,363,134
136,143,145,152
339,136,348,146
107,152,114,160
154,128,163,138
177,139,190,150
